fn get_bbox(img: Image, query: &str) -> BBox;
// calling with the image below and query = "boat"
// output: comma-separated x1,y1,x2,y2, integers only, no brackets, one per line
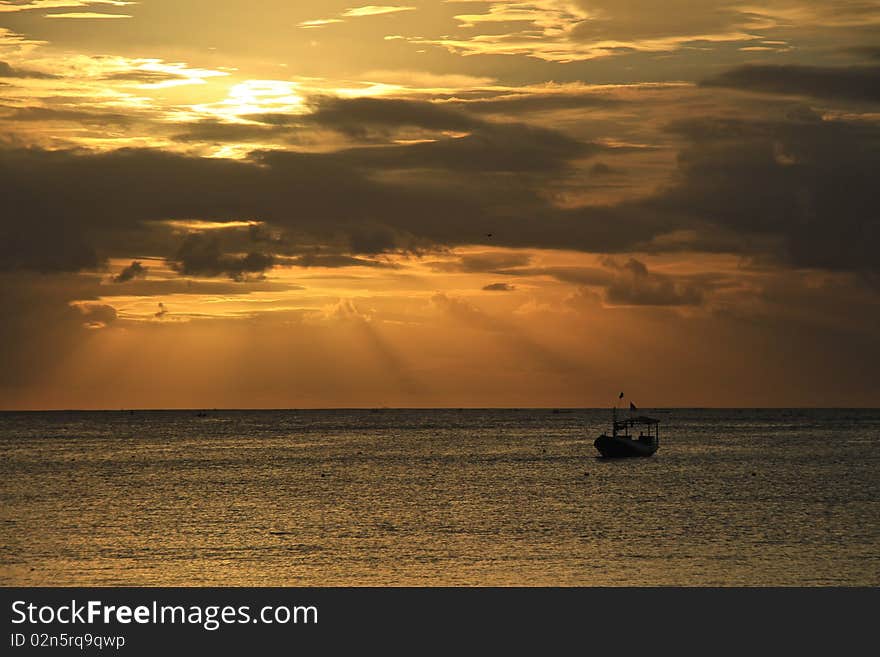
594,407,660,458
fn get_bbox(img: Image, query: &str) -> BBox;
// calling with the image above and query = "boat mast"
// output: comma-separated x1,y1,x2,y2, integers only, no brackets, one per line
613,391,623,437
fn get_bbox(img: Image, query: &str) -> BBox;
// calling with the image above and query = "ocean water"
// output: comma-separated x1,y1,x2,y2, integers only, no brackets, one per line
1,409,877,586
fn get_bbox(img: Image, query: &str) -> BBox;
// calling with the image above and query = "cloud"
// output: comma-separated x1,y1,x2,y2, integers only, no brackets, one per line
113,260,147,283
1,84,876,283
0,136,731,276
170,119,295,144
100,69,189,84
448,91,622,115
178,96,603,154
409,0,759,62
268,96,612,170
358,69,496,91
483,282,515,291
287,254,397,268
0,60,57,79
317,121,598,171
342,6,415,18
495,259,709,306
71,301,117,328
297,19,343,28
0,0,133,12
44,11,131,18
600,257,704,306
298,4,414,29
433,252,532,273
0,219,103,273
170,233,275,281
654,113,880,277
102,276,296,298
305,96,482,136
495,264,612,286
701,64,880,103
3,106,139,126
402,1,880,64
346,223,426,254
589,162,617,176
846,45,880,61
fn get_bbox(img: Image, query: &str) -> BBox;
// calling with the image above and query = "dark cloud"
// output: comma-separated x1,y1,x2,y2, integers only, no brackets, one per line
171,119,297,144
461,252,531,271
590,162,618,176
0,147,264,272
0,224,104,273
496,265,612,286
434,252,532,273
658,114,880,277
0,95,622,275
103,277,297,297
347,223,415,255
286,254,397,268
2,106,138,126
1,89,876,281
100,70,189,84
316,121,597,173
170,233,275,280
701,64,880,103
254,97,609,171
303,96,482,137
0,61,58,79
0,137,724,277
235,96,486,145
497,260,708,306
0,133,572,270
244,112,299,127
483,282,515,291
845,46,880,61
113,260,148,283
446,92,621,115
601,258,703,306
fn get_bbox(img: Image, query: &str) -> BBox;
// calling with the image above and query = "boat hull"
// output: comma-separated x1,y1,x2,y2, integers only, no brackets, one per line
594,434,657,458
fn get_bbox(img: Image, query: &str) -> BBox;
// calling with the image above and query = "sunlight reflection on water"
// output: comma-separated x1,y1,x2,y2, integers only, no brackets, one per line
1,409,878,585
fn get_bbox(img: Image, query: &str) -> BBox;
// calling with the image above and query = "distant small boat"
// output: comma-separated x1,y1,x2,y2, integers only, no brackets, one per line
594,406,660,458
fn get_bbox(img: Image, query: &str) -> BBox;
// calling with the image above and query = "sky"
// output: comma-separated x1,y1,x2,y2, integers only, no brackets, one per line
1,0,878,409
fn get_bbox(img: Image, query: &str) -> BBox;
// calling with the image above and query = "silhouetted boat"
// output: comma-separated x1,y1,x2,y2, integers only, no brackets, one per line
594,408,660,458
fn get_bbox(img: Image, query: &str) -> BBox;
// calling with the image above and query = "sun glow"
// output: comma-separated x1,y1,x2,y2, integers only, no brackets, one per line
198,80,306,119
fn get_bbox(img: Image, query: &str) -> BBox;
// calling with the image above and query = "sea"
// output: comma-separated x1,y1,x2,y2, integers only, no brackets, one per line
1,409,877,586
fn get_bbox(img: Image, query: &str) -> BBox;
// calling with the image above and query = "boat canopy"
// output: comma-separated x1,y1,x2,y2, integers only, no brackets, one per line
614,415,659,429
611,414,660,440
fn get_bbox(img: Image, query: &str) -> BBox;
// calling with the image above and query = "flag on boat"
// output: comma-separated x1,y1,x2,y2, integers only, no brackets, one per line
630,402,637,411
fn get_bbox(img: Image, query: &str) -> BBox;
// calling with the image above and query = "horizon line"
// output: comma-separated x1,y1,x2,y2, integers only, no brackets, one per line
1,406,878,413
